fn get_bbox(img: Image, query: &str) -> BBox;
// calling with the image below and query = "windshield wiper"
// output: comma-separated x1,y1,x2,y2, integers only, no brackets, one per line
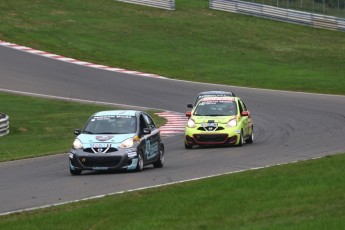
82,130,94,134
196,114,222,116
97,132,121,134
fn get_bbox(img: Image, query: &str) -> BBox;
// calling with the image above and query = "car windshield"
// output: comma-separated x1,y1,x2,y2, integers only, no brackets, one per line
83,115,137,134
194,100,237,116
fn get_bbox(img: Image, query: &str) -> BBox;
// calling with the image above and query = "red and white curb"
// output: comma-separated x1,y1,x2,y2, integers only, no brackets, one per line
0,40,188,137
156,111,187,136
0,40,166,79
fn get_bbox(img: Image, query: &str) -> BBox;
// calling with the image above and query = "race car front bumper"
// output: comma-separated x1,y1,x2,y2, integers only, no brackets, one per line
69,147,139,171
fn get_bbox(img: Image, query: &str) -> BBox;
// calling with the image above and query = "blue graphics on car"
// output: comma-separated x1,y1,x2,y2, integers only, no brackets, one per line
69,110,164,175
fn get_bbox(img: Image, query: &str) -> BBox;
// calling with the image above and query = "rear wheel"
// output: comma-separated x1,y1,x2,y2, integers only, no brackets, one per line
153,144,164,168
136,151,144,172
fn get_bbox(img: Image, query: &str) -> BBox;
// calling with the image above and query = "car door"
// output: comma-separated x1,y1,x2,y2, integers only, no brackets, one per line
238,99,250,136
139,113,160,162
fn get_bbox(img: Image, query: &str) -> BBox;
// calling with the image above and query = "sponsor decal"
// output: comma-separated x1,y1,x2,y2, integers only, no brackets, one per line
145,139,158,159
201,122,218,131
91,115,116,121
115,115,132,118
96,136,113,141
91,143,110,148
93,167,108,170
201,97,235,102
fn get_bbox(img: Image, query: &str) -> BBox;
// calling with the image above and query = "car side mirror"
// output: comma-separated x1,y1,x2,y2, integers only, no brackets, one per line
186,111,192,118
187,104,193,108
74,129,81,135
241,111,249,117
143,128,151,135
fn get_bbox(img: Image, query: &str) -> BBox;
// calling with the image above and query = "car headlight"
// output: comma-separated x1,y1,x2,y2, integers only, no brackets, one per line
73,139,83,149
119,138,134,148
187,119,196,128
227,118,237,127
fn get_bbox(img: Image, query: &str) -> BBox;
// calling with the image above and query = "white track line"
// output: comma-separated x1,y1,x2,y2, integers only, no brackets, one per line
0,156,323,216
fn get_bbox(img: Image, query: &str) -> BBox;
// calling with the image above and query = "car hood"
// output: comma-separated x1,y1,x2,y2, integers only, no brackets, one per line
192,115,236,124
77,133,135,148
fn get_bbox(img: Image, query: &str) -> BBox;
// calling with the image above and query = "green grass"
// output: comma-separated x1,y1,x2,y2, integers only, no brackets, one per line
1,153,344,229
0,0,344,95
0,92,165,162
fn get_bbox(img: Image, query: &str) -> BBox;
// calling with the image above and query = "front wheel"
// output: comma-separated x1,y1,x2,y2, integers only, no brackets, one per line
184,142,193,149
237,130,244,147
135,151,144,172
70,163,82,175
153,144,164,168
246,128,254,144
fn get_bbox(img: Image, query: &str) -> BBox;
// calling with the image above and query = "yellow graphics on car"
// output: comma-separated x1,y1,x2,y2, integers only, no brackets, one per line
185,96,254,149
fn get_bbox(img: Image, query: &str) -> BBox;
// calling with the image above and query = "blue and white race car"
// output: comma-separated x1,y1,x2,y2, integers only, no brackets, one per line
69,110,164,175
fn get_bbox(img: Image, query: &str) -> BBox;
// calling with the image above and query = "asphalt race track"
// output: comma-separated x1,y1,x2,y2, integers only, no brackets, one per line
1,44,345,215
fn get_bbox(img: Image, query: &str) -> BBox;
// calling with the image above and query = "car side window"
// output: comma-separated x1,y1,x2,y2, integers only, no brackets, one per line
240,100,248,111
238,99,248,115
238,100,244,114
143,114,156,129
139,115,148,132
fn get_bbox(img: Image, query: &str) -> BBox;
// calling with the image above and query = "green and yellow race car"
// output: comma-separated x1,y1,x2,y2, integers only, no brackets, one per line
184,96,254,149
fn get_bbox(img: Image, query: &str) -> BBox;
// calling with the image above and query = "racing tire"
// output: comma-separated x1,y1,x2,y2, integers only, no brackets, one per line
237,130,244,147
246,128,254,144
184,142,193,149
153,144,164,168
136,151,144,172
70,166,82,175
